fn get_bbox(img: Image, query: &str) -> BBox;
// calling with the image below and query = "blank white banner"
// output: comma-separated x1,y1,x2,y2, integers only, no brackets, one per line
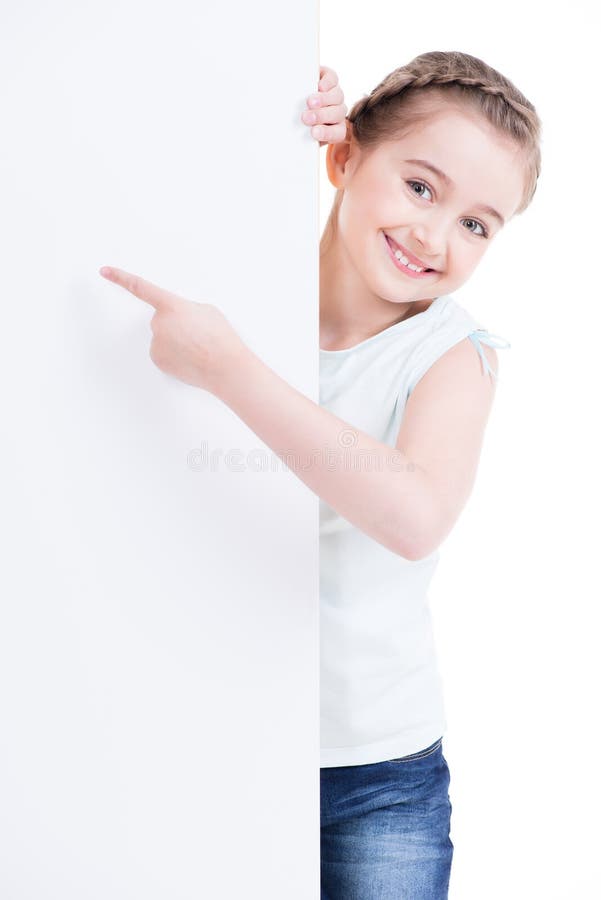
0,2,319,897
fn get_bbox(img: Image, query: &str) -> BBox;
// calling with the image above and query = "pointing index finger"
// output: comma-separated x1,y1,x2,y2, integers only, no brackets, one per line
99,266,169,310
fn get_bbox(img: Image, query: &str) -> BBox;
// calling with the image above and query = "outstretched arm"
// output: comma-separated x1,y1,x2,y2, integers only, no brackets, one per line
99,268,497,561
99,265,433,559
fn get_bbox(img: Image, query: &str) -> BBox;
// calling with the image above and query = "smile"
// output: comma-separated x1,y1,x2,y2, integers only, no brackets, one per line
383,234,438,279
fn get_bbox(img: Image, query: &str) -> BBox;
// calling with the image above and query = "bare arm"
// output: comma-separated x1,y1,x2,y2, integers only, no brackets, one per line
98,267,498,562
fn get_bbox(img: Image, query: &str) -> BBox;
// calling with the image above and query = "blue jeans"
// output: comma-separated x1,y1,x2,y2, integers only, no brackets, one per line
320,737,453,899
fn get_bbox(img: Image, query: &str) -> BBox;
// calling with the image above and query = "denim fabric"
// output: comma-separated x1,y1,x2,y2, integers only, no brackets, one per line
320,738,453,899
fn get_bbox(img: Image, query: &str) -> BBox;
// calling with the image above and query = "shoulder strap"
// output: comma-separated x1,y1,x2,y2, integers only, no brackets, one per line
468,329,511,380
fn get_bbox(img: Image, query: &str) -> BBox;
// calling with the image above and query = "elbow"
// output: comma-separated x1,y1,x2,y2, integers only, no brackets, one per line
396,519,439,562
396,496,449,562
402,501,464,561
392,471,461,561
399,536,438,562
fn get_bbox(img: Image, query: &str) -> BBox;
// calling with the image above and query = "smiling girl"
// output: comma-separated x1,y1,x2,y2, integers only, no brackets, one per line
100,50,542,900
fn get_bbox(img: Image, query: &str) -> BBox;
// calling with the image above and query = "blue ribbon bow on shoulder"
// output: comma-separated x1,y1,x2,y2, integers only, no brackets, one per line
468,329,512,380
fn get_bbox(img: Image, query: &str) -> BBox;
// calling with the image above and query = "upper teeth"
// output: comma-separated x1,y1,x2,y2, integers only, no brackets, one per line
393,248,425,272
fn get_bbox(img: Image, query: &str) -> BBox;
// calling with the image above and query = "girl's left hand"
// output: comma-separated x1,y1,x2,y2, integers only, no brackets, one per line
99,266,247,394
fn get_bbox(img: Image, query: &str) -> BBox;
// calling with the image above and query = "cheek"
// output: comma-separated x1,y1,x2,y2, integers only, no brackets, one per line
457,243,487,274
357,174,400,217
472,241,490,263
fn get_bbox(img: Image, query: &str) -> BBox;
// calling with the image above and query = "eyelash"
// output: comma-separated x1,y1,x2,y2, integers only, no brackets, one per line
406,179,490,239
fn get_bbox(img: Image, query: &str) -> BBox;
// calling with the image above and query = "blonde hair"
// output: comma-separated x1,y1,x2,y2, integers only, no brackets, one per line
321,50,542,253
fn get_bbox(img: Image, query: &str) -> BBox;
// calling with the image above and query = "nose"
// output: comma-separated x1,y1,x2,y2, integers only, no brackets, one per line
409,221,447,269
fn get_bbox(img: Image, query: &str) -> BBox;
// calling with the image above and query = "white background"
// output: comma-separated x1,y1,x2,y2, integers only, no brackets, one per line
320,1,601,897
0,2,320,897
1,1,599,898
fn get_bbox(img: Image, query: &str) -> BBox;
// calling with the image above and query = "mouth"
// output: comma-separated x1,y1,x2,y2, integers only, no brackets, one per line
383,233,440,278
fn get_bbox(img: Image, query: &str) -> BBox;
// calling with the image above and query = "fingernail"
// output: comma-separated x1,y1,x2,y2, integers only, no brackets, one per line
308,95,320,108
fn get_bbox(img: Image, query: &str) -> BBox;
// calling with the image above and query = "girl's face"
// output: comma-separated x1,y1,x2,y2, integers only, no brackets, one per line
327,108,526,304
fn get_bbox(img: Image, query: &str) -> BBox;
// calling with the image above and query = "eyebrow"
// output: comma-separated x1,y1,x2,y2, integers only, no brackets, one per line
403,158,506,226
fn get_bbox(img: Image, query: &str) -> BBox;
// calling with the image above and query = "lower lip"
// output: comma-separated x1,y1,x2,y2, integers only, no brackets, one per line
383,234,437,279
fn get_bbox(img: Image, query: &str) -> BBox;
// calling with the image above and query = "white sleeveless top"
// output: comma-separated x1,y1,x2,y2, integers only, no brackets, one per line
319,293,510,767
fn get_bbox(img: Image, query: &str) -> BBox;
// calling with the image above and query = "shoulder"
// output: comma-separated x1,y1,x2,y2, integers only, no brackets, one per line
445,333,499,383
434,298,501,379
412,332,499,400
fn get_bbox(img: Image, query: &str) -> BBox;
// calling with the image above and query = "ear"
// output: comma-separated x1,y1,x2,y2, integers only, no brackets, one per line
325,123,353,189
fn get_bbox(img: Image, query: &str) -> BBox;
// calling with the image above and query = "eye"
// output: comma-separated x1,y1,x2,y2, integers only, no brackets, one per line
462,218,489,239
406,179,433,201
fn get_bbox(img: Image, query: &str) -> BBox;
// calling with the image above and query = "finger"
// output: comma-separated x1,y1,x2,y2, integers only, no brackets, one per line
313,121,349,145
99,266,172,310
318,65,338,92
304,102,347,126
307,83,344,110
